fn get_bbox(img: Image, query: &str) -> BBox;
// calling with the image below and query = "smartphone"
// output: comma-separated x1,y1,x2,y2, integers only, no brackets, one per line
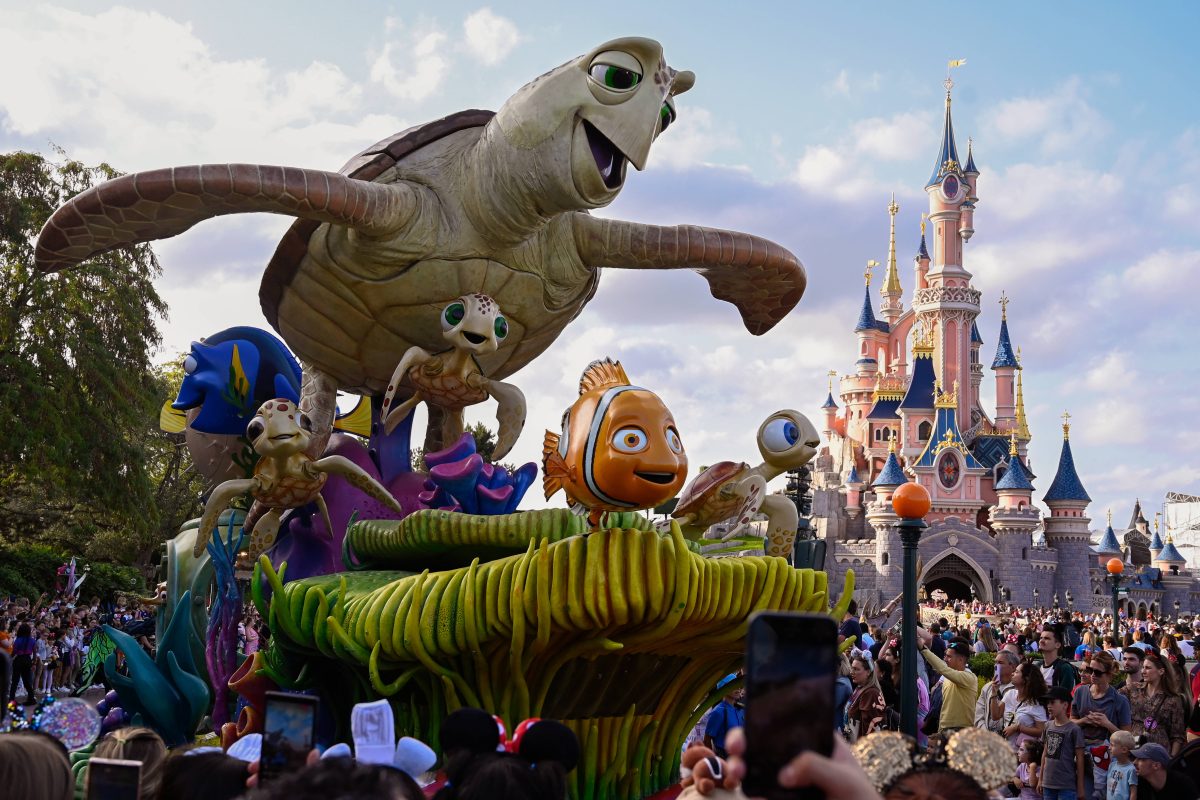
994,664,1001,681
743,611,837,800
260,691,319,783
86,757,142,800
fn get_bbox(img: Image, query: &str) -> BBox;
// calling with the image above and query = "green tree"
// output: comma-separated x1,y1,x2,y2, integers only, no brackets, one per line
410,420,504,471
0,150,168,563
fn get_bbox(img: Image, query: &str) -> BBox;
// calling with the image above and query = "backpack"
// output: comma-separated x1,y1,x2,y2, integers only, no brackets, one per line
1053,657,1080,689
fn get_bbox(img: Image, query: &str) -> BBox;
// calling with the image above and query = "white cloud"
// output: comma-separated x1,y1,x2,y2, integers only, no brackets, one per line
1084,351,1135,391
650,107,740,170
852,111,936,161
369,22,451,103
982,162,1123,223
982,78,1108,154
827,69,881,96
462,8,521,66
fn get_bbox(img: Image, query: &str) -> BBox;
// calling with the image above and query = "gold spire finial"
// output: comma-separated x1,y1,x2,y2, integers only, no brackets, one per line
1107,508,1113,526
1155,512,1161,534
883,195,902,296
888,437,896,454
864,259,879,286
920,213,928,237
999,291,1009,321
827,369,837,394
1061,410,1071,440
1014,361,1030,438
1016,346,1022,367
1009,430,1018,457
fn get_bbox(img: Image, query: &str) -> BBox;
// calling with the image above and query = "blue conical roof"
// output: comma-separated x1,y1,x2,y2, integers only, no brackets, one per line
927,93,962,188
964,141,979,175
971,321,983,346
1094,524,1122,555
995,452,1034,491
1150,528,1165,551
1044,438,1091,503
873,451,908,487
847,465,861,485
915,233,930,261
1157,540,1186,564
898,349,937,411
855,285,879,332
821,391,838,409
991,318,1018,369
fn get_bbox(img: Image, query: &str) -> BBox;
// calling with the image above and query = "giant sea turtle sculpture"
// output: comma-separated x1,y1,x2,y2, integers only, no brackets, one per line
34,37,806,455
671,410,820,558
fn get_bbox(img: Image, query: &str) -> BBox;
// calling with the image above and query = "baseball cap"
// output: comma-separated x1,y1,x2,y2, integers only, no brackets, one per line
1130,742,1171,766
946,641,971,657
1040,686,1073,705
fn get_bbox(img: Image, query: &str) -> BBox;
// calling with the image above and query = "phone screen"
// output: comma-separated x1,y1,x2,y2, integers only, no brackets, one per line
86,758,142,800
260,691,318,782
743,611,837,800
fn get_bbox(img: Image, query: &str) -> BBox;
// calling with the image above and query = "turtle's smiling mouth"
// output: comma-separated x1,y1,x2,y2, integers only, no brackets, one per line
462,331,487,346
583,120,626,189
270,433,297,441
635,471,676,485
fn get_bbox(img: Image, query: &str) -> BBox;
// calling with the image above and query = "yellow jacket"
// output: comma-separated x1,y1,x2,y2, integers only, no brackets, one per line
921,647,980,730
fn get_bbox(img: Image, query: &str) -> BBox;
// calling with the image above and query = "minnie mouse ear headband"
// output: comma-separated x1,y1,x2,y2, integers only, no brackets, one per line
852,728,1013,798
440,708,502,756
506,719,580,773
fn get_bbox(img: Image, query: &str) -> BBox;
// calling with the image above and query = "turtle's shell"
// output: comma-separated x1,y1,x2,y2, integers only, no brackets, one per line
258,111,600,395
673,460,750,520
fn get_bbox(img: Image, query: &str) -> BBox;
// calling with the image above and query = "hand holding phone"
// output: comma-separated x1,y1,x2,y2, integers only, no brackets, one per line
742,611,837,800
259,691,319,784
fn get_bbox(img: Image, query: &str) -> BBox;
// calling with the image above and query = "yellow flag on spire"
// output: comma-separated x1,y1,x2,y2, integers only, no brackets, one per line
948,59,967,68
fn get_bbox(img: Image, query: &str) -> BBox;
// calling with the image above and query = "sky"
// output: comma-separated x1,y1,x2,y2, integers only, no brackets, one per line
2,2,1199,542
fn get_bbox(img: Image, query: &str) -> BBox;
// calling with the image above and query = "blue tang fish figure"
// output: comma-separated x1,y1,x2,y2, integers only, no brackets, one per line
173,326,302,435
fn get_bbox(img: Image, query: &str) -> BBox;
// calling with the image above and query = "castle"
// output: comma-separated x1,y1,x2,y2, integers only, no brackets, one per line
809,76,1200,617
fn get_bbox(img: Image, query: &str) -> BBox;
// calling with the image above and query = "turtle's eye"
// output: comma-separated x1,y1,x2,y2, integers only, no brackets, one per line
762,417,800,452
298,413,313,432
183,354,198,374
494,316,509,340
666,427,683,454
659,102,676,134
246,419,266,440
589,63,641,91
442,301,466,330
612,426,648,454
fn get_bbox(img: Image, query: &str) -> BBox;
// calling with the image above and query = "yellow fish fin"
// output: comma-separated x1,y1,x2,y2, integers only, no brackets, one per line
159,398,187,433
333,395,372,438
578,358,630,395
543,431,568,498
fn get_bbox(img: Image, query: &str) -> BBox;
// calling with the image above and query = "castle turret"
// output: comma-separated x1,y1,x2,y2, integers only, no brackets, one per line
843,464,863,519
1041,413,1092,606
960,138,979,242
1150,518,1165,560
868,442,907,599
991,293,1019,431
880,194,904,328
855,262,888,374
898,325,937,458
1155,534,1187,574
1094,509,1123,567
990,433,1037,606
821,370,839,436
914,216,931,291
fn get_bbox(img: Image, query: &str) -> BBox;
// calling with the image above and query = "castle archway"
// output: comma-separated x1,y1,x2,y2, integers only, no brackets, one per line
920,549,992,602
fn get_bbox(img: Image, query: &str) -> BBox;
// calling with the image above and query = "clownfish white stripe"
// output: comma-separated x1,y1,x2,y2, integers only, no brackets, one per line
582,385,646,508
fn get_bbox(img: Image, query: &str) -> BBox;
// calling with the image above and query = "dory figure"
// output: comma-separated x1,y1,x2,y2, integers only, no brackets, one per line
543,358,688,526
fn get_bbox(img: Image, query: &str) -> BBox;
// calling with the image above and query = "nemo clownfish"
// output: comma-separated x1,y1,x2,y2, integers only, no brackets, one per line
542,358,688,527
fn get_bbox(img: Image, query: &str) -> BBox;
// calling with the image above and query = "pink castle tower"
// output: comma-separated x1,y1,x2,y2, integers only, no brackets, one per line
913,75,982,429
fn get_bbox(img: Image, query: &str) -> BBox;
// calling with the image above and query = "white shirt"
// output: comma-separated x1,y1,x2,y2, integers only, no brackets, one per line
1177,640,1194,658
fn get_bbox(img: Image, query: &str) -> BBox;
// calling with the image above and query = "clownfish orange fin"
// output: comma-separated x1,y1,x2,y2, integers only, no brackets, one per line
578,358,630,395
543,431,568,499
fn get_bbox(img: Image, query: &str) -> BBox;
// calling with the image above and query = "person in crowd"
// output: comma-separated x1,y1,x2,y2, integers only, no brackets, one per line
917,630,979,733
844,655,885,742
878,640,929,745
1010,738,1043,799
1104,635,1122,660
832,652,853,738
838,599,862,645
1039,624,1079,692
1131,742,1200,799
975,622,998,654
247,755,423,800
0,730,75,800
159,750,251,800
1040,685,1087,800
1157,634,1190,705
1126,652,1188,757
1002,659,1049,753
703,674,744,759
92,726,168,800
1072,651,1131,800
1106,730,1138,800
1121,646,1147,688
1130,630,1154,653
978,649,1018,735
1075,631,1101,662
9,622,37,703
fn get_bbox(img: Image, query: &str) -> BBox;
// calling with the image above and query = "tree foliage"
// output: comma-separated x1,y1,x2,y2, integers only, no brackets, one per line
0,150,174,566
410,420,506,471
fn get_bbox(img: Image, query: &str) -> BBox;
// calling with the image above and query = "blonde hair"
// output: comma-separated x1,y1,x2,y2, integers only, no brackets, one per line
92,727,167,799
1110,730,1136,750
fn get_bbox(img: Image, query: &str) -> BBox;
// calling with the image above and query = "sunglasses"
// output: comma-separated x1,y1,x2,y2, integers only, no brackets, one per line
1082,667,1109,676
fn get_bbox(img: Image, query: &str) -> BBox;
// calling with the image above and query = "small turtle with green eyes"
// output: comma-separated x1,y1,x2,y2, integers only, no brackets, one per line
381,293,526,461
670,410,821,559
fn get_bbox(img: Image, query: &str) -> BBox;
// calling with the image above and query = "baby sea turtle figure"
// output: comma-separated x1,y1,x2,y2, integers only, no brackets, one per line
671,410,820,559
34,37,806,457
195,399,404,559
381,293,525,461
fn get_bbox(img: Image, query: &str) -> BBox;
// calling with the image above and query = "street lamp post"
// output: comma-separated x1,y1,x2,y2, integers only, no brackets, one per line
1107,559,1124,640
1066,590,1074,611
1053,592,1060,610
891,481,931,740
1033,587,1040,607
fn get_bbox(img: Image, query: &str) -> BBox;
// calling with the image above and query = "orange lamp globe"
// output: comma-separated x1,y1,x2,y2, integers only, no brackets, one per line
892,482,931,520
1106,558,1124,575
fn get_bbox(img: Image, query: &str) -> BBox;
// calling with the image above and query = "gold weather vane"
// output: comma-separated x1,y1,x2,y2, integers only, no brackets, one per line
1108,508,1113,526
920,213,928,237
827,369,837,393
999,291,1010,321
1009,430,1018,457
945,58,966,93
1061,410,1071,440
864,259,879,286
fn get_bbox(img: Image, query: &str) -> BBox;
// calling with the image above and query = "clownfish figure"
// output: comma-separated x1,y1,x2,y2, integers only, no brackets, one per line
543,358,688,527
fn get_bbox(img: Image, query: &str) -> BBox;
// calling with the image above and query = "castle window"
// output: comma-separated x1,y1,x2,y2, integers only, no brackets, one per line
1022,548,1027,559
918,421,932,441
881,553,889,566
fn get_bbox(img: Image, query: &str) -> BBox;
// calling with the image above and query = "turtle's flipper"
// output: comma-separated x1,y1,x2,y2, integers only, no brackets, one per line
572,214,806,335
485,378,526,462
35,165,422,273
719,474,768,541
759,493,799,561
195,478,256,558
248,508,283,560
312,454,404,514
381,347,434,435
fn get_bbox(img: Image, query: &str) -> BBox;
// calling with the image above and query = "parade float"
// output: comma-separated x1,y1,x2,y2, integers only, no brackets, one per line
34,37,849,798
